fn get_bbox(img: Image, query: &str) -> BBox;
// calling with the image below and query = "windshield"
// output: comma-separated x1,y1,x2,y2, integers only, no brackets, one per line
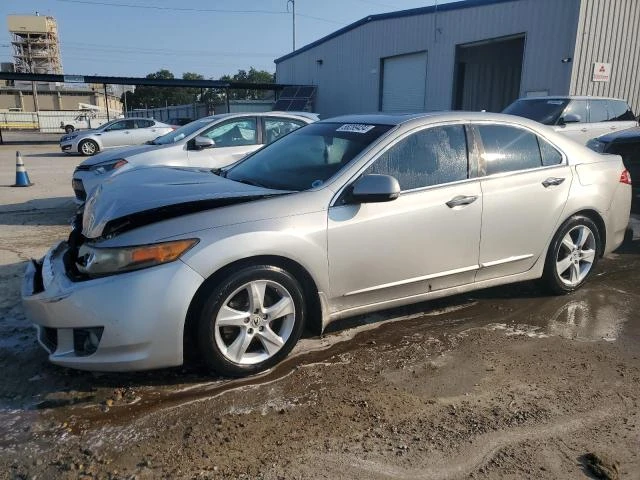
502,99,570,125
151,117,219,145
226,122,393,191
96,119,121,131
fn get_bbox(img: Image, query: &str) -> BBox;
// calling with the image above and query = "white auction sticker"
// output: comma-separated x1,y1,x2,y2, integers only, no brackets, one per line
336,124,375,133
547,100,564,105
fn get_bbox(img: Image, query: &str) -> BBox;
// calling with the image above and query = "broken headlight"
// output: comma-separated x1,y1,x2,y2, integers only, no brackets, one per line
92,159,128,175
76,239,198,277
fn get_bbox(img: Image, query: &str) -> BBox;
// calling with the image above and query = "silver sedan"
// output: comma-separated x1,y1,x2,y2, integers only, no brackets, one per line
23,112,631,377
60,118,174,156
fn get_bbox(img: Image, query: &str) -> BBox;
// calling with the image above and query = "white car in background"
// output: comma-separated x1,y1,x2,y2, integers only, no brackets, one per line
71,112,318,202
60,118,174,156
503,96,638,144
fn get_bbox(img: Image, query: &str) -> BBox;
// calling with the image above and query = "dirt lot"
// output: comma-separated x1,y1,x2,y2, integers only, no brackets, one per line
0,144,639,480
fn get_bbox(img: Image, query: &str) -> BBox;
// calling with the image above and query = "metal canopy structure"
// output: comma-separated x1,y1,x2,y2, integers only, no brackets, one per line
0,72,309,91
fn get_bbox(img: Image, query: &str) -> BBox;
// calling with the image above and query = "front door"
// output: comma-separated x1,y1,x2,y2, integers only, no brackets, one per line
187,117,259,168
327,124,482,312
100,119,135,148
554,99,590,144
473,123,572,281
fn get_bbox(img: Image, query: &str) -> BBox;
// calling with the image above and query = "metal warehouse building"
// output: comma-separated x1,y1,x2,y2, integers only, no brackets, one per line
275,0,640,118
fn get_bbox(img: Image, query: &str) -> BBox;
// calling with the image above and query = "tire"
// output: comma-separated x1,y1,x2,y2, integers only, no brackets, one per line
196,265,306,377
65,125,75,134
79,139,98,156
542,215,601,294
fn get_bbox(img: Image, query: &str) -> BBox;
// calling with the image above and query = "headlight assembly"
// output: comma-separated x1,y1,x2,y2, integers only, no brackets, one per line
93,159,128,175
76,239,198,277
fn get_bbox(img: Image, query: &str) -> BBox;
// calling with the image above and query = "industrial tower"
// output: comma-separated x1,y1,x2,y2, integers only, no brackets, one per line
7,14,63,74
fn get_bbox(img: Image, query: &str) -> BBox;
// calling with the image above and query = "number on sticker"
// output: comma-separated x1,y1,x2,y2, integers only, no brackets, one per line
336,124,376,133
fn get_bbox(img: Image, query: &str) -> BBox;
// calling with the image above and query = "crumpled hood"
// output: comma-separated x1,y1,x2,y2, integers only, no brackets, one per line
77,144,169,167
82,166,286,239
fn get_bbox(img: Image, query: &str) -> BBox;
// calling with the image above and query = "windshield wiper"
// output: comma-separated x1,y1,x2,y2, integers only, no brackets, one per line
211,168,227,178
235,178,269,188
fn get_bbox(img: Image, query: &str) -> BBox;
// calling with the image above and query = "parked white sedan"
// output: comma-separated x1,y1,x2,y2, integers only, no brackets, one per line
60,118,174,156
71,112,318,202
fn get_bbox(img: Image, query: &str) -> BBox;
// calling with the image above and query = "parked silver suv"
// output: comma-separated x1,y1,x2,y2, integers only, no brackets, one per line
503,96,637,144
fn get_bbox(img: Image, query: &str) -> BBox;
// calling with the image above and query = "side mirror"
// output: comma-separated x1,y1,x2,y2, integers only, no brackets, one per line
559,113,581,125
194,136,215,149
348,174,400,204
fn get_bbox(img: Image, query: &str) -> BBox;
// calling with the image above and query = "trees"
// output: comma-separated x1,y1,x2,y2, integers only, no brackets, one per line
121,68,274,110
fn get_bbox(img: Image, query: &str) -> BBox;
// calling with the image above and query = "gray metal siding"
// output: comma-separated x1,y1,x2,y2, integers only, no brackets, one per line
276,0,580,118
570,0,640,114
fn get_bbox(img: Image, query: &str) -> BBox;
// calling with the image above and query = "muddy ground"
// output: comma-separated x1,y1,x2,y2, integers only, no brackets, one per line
0,145,639,479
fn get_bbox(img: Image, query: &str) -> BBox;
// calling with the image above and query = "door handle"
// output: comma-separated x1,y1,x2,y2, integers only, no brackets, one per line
580,128,588,132
542,177,565,188
446,195,478,208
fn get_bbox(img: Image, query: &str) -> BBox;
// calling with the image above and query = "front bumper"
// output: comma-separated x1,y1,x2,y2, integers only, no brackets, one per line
22,242,204,371
60,141,75,152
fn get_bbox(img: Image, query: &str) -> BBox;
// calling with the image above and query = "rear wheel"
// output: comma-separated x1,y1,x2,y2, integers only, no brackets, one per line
79,139,98,156
65,125,75,134
542,215,601,294
197,265,306,377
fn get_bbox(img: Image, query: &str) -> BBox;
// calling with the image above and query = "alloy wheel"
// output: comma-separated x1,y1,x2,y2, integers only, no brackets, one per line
81,141,96,155
555,225,596,287
214,280,296,365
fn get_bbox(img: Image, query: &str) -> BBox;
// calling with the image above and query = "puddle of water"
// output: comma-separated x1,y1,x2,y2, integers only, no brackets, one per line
487,287,631,343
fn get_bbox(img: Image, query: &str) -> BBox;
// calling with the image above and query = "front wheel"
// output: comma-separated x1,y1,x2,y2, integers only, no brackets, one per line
197,265,306,377
542,215,601,294
65,125,75,134
78,139,98,156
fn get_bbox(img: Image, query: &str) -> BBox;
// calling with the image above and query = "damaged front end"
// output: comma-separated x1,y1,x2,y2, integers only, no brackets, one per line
67,193,282,280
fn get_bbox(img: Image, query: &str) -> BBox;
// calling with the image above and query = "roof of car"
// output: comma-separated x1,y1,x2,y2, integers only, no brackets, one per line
200,111,316,119
516,96,627,102
318,111,547,127
597,127,640,144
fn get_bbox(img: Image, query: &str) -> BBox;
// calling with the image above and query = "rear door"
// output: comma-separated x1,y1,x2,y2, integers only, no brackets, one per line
131,119,164,143
587,99,615,141
474,123,571,281
262,117,307,145
606,100,638,133
187,117,259,168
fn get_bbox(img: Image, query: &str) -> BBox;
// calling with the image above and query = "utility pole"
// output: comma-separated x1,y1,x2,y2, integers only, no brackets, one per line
287,0,296,51
103,84,110,121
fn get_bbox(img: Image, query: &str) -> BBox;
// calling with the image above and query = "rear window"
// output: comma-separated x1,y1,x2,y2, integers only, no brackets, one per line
608,100,636,121
502,99,569,125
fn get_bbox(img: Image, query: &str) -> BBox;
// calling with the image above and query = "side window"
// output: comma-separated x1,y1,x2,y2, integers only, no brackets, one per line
477,124,541,175
589,100,609,123
562,100,588,123
264,118,305,144
364,125,468,191
202,118,257,147
539,137,563,166
134,119,153,128
608,101,636,121
105,120,128,131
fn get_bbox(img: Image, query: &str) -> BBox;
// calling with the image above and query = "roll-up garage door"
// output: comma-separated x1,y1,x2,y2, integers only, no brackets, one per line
381,51,427,112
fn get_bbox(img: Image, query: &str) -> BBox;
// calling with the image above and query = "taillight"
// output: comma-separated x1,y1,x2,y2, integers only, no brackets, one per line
620,169,632,185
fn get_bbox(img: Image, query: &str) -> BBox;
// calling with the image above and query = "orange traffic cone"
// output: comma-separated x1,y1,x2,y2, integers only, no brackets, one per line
13,151,33,187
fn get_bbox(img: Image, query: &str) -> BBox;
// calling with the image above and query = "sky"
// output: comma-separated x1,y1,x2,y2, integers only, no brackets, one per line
0,0,452,80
